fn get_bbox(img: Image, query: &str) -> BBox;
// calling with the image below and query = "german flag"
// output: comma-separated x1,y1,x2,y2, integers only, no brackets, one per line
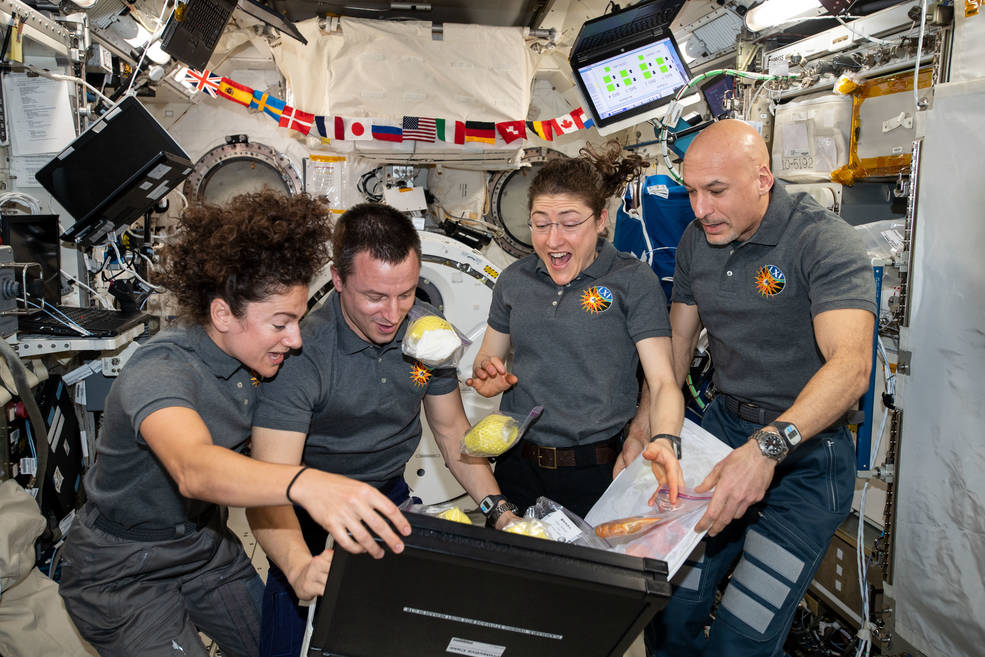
217,77,254,107
464,121,495,144
525,120,553,142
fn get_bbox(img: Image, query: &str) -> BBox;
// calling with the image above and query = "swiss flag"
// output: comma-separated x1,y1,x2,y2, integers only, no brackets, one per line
550,107,587,136
496,120,526,144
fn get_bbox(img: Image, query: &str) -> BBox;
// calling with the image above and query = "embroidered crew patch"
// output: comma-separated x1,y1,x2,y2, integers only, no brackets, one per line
754,265,786,297
409,362,432,387
580,285,613,314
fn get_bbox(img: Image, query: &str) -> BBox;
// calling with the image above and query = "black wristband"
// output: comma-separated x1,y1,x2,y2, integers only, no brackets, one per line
649,433,682,459
285,466,310,505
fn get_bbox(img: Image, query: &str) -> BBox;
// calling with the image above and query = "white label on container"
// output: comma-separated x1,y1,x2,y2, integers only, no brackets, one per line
20,457,37,476
446,638,506,657
53,466,64,492
540,510,583,543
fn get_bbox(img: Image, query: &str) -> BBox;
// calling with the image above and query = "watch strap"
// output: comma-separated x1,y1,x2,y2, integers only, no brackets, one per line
485,500,519,528
650,433,682,460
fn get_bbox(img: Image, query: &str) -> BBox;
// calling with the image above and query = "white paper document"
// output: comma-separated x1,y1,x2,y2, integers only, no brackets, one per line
586,418,733,577
3,73,76,156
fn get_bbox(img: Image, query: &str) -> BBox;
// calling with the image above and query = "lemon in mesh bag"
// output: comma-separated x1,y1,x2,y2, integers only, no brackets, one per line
404,315,462,368
463,413,520,457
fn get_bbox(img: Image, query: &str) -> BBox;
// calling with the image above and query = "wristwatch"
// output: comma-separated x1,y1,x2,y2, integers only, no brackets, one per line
752,428,789,462
649,433,682,460
479,494,518,527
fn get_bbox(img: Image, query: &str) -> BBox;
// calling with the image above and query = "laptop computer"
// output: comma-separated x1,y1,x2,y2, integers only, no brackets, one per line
35,96,192,248
17,305,153,338
308,512,671,657
571,0,686,59
160,0,238,71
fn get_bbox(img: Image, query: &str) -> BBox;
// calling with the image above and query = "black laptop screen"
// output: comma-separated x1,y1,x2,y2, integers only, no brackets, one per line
34,96,191,246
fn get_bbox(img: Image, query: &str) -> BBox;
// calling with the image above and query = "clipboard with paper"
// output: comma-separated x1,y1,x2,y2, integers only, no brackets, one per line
585,418,733,577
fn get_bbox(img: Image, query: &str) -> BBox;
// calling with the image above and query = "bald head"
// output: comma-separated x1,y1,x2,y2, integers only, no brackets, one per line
685,119,771,173
681,120,775,245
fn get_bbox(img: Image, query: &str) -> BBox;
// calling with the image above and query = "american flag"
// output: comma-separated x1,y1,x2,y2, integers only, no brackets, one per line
402,116,437,142
179,68,222,97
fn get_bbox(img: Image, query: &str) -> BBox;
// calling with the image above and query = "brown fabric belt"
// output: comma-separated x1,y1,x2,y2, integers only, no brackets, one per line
520,437,620,469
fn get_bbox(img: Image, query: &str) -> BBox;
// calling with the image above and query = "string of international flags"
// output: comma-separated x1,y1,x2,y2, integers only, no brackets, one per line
177,67,596,145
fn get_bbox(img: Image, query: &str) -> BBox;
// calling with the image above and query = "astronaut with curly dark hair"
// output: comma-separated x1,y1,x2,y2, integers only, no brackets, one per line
57,191,412,657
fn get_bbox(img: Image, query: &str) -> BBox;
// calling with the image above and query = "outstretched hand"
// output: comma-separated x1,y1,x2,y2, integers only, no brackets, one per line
642,438,683,505
293,469,411,558
693,439,775,536
466,356,518,398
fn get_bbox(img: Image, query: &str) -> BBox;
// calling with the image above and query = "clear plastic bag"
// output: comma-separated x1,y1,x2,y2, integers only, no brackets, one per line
402,305,471,369
593,488,712,542
402,501,474,525
461,405,543,457
524,496,611,549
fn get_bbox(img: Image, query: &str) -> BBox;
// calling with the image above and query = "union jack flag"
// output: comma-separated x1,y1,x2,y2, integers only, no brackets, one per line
178,68,221,97
402,116,436,142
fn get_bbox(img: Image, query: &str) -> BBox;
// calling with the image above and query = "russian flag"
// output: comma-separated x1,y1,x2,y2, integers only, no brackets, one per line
371,123,403,142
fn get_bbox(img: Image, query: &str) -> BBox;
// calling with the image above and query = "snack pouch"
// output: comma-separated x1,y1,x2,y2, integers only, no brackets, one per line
402,501,473,525
462,405,543,457
402,305,471,369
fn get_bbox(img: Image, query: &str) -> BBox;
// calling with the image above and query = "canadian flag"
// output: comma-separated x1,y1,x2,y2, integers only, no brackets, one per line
550,107,587,136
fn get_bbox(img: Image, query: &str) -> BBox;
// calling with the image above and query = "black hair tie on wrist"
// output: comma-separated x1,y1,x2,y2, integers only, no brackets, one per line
285,466,310,505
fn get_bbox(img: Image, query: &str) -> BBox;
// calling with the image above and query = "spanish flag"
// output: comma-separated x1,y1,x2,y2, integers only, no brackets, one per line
525,120,553,142
464,121,495,145
217,77,254,107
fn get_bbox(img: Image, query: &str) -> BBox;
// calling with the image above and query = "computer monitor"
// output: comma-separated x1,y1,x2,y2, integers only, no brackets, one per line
570,1,690,136
1,214,61,304
34,96,192,248
701,74,735,119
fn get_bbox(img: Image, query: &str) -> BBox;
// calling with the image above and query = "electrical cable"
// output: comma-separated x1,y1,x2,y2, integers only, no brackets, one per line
124,1,175,97
24,298,92,336
23,64,114,106
60,269,113,309
0,192,42,214
653,69,799,184
913,0,928,110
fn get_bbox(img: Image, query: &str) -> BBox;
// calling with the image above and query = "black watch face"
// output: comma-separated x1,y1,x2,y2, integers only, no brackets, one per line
758,431,787,460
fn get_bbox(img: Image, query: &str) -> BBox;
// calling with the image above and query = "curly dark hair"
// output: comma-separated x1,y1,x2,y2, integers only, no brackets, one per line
332,202,421,282
528,141,649,217
158,191,333,325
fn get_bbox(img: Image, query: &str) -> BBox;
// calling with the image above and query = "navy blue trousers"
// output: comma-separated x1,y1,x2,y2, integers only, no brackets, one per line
644,396,856,657
258,478,411,657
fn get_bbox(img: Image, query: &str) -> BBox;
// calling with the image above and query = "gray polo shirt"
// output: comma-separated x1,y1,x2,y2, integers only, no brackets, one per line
488,239,670,448
253,294,458,487
672,183,876,411
84,325,257,530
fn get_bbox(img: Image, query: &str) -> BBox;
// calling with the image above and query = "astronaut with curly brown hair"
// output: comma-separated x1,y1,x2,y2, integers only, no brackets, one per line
57,191,412,657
